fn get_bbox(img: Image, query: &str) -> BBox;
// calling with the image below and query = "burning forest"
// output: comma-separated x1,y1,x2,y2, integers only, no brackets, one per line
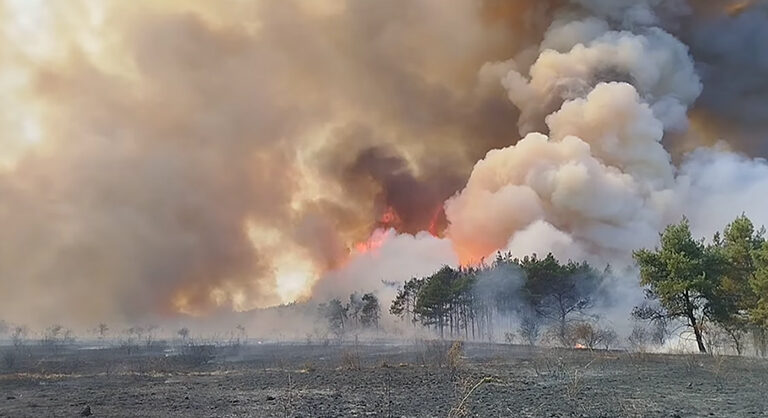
1,0,768,416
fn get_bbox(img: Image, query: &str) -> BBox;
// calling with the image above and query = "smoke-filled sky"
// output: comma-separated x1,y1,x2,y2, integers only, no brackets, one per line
1,0,767,328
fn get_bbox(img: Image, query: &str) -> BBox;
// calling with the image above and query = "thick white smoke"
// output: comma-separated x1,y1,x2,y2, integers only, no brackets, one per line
444,2,768,271
2,0,768,332
312,229,457,303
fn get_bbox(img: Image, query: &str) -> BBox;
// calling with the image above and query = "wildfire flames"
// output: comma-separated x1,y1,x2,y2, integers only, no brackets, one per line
725,0,756,16
353,205,448,255
377,206,403,230
1,0,767,326
353,229,391,254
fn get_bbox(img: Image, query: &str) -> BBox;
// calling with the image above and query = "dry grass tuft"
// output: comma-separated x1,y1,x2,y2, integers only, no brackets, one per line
339,350,361,371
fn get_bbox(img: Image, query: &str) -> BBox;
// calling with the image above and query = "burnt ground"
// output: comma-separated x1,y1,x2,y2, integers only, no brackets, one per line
0,342,767,417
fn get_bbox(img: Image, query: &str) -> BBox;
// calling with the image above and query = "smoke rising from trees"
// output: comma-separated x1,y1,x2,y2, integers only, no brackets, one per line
0,0,767,333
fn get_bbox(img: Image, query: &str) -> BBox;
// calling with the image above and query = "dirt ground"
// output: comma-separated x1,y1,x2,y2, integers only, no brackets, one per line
1,342,767,417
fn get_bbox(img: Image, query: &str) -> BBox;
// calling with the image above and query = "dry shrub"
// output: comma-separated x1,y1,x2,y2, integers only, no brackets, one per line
418,339,465,378
709,353,729,390
446,341,464,372
570,322,618,350
340,350,361,370
682,352,704,373
419,340,450,367
519,315,541,346
628,325,650,353
565,359,595,400
448,376,497,418
300,361,315,373
177,344,216,367
533,348,569,379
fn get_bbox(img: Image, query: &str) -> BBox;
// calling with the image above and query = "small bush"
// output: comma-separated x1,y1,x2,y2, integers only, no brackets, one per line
340,350,361,370
420,340,450,367
446,341,464,377
570,322,618,350
519,315,541,346
628,325,650,352
533,348,569,379
178,344,216,367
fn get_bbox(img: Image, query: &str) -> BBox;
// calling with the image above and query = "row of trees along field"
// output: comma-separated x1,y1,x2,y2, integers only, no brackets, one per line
390,252,605,344
388,214,768,356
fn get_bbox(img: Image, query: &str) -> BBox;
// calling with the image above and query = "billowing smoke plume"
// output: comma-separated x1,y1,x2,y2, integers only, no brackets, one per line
446,1,768,268
0,0,543,326
0,0,767,329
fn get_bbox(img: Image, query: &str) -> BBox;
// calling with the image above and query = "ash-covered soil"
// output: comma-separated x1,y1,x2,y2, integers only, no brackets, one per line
1,342,766,417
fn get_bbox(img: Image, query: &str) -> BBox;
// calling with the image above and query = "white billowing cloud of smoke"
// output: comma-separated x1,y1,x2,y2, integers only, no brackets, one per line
503,19,701,136
505,220,588,263
676,148,768,240
313,229,457,307
445,0,768,306
446,82,677,264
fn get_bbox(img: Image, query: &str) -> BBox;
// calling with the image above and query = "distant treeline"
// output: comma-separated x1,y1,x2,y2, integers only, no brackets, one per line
389,253,607,346
388,214,768,356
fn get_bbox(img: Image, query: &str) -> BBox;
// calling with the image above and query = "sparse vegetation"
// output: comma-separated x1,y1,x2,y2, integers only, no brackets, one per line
177,327,190,343
319,292,381,342
570,321,618,350
95,323,109,342
0,341,765,416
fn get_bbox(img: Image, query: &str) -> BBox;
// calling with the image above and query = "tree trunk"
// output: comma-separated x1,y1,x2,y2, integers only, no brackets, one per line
682,291,706,353
688,313,706,353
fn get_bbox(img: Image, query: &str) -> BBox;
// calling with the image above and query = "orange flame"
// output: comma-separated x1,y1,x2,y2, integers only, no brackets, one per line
427,207,447,237
725,0,755,16
378,206,402,230
353,228,390,254
574,343,587,350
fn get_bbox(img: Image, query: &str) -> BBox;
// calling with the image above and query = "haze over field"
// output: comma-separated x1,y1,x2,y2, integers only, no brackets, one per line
1,0,768,331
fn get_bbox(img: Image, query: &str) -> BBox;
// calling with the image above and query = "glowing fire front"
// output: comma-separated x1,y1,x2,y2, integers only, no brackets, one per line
353,228,391,254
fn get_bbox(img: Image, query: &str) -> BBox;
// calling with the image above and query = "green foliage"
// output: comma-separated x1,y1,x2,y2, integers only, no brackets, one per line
520,253,602,345
752,242,768,329
382,214,768,355
390,277,424,324
633,215,768,355
708,215,765,353
390,254,604,342
633,218,725,352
